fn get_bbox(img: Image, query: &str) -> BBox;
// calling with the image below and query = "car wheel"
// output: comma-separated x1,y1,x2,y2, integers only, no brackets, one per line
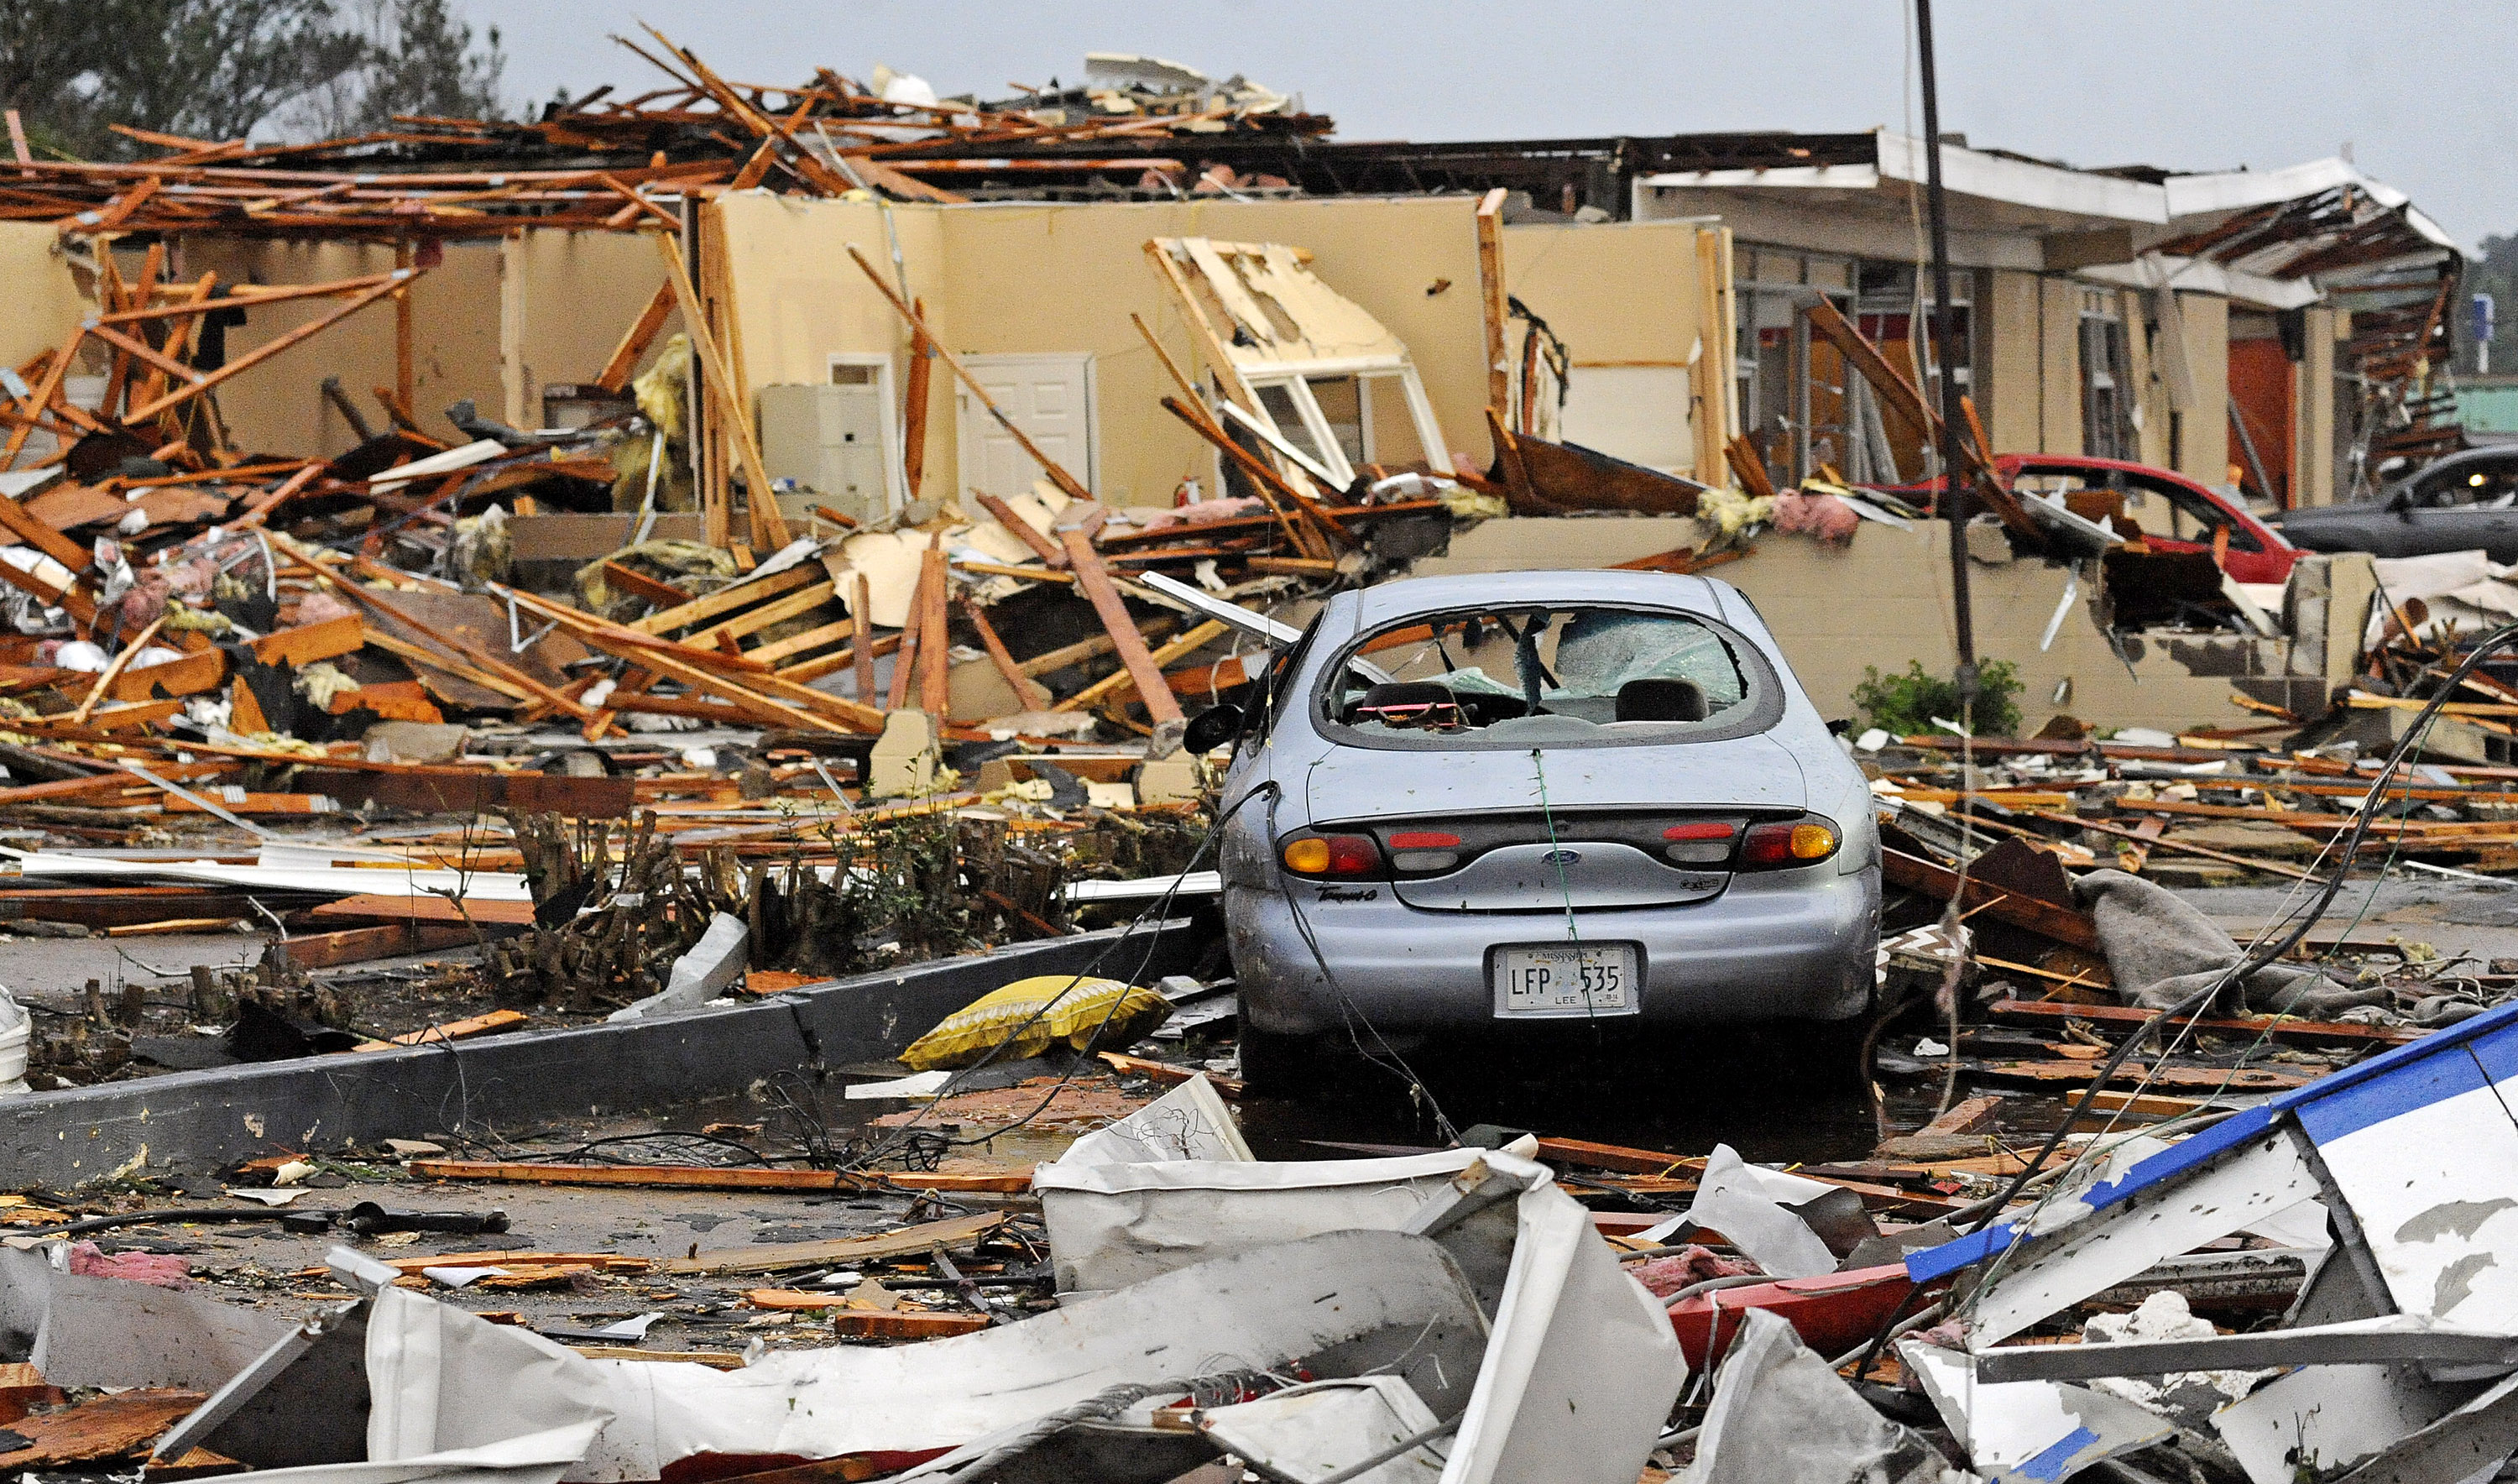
1238,1022,1332,1095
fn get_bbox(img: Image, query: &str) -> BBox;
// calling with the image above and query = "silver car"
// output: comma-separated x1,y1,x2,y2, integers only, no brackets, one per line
1204,569,1881,1089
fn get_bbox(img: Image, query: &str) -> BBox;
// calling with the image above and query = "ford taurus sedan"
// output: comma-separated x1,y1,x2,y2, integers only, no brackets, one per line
1202,570,1882,1090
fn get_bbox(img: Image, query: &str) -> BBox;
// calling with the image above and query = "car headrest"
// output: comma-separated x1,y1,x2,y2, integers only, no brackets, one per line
1615,677,1709,723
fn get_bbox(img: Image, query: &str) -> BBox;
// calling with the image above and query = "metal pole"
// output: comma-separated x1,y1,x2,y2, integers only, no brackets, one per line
1916,0,1977,687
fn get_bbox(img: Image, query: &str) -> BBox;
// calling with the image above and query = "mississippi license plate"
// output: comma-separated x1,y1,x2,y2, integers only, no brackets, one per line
1492,943,1640,1016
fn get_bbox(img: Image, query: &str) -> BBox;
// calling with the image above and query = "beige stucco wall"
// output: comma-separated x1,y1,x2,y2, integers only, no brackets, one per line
0,223,90,372
2173,290,2231,487
708,193,1491,509
1983,270,2043,456
1411,516,2357,734
500,230,677,431
1502,220,1714,478
175,238,503,456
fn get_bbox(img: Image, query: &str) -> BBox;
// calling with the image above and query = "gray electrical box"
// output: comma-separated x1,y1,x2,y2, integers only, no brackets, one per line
758,374,892,523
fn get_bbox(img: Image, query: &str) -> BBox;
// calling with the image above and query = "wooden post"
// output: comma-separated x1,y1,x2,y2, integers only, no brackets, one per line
394,242,415,414
961,598,1047,711
885,556,930,712
901,296,932,501
126,274,412,423
651,232,787,552
917,541,950,717
1059,530,1183,729
596,280,675,392
851,572,876,703
1476,188,1511,417
844,244,1094,505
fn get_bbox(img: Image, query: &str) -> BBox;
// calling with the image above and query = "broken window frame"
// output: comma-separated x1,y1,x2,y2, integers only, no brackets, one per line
1737,249,1974,489
1149,237,1454,497
2078,289,2137,462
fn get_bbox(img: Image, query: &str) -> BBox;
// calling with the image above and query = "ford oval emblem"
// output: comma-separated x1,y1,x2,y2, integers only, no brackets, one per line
1539,849,1581,867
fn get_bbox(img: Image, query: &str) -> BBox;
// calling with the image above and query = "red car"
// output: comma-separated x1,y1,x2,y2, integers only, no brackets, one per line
1872,454,2301,586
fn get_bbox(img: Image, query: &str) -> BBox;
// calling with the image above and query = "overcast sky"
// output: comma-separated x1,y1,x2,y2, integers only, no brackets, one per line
464,1,2518,251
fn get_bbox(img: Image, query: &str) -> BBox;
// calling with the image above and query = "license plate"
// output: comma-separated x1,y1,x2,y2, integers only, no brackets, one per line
1492,943,1640,1016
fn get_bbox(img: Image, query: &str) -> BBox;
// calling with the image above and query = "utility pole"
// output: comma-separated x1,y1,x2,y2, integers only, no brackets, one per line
1916,0,1977,694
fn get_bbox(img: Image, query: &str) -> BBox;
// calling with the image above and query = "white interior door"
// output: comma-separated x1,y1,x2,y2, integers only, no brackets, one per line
956,353,1096,499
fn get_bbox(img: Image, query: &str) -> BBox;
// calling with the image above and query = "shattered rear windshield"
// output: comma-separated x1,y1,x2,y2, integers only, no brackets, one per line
1315,604,1782,749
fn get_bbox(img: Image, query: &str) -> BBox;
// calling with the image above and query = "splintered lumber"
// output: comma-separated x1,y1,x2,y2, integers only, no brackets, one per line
348,1008,527,1049
962,598,1049,711
499,585,884,733
971,492,1068,567
0,1389,206,1466
1988,998,2421,1048
304,1251,650,1279
847,244,1093,504
2030,811,2314,882
1971,1060,2315,1091
598,280,677,391
312,895,540,927
412,1160,839,1191
1881,847,2102,952
651,233,787,551
666,1211,1006,1275
288,912,478,962
1476,188,1511,413
1802,295,2034,538
632,566,817,635
1098,1052,1245,1098
126,274,415,423
1059,530,1184,727
917,542,950,714
1055,618,1229,713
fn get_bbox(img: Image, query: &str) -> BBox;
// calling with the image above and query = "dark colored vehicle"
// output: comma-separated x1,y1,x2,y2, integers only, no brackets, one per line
1873,454,2301,585
2269,447,2518,563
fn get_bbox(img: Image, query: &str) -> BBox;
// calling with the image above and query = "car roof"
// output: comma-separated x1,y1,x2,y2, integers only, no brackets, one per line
1346,569,1732,628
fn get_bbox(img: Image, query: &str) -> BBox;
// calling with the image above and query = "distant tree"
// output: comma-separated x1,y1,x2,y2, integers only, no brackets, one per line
285,0,507,138
0,0,500,159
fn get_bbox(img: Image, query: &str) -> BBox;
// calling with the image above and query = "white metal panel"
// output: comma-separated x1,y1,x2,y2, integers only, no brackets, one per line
2311,1068,2518,1330
1966,1130,2318,1347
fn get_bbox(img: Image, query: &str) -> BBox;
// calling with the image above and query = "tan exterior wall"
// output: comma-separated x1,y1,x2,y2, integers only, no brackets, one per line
175,238,503,456
2174,290,2230,487
1412,516,2363,734
2037,278,2082,456
499,230,677,430
2296,305,2336,506
1983,270,2043,455
0,224,89,373
708,194,1491,510
1502,220,1718,480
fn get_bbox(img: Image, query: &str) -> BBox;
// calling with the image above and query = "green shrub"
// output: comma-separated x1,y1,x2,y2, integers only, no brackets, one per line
1850,659,2022,738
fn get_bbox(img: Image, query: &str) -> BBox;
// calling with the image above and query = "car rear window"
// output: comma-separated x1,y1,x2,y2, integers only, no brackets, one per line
1314,604,1784,750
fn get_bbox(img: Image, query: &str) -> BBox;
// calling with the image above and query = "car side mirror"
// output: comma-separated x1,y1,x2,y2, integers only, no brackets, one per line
2387,489,2416,516
1184,703,1246,754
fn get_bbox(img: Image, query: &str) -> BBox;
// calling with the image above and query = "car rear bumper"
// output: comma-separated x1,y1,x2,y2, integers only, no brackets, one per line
1226,865,1880,1036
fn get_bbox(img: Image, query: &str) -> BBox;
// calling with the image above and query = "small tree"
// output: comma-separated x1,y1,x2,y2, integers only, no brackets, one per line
1850,659,2023,738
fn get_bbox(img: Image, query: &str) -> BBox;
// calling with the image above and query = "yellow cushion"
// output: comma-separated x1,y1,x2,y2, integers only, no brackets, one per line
899,975,1175,1072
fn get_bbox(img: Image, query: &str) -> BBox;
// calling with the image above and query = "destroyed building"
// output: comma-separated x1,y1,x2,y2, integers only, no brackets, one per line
1,31,2517,1484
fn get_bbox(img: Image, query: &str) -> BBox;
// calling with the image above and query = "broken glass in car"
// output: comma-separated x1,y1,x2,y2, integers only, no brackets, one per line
1318,605,1777,748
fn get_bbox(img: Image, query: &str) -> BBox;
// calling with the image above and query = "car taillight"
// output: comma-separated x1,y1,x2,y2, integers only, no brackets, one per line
1281,833,1383,877
1738,818,1840,870
1662,820,1737,865
1387,829,1460,872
